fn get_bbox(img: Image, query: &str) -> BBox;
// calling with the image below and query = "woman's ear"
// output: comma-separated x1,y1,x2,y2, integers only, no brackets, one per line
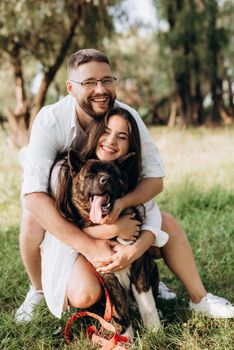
68,148,84,173
116,152,136,172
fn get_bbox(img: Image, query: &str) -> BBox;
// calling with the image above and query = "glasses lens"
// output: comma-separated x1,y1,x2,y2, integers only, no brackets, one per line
102,77,116,86
82,80,97,88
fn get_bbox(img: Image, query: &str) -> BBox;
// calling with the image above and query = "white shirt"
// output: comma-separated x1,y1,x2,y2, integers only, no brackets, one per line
21,95,165,196
21,94,168,247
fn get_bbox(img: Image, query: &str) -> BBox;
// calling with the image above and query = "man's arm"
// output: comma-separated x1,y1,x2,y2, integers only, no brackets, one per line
24,192,114,264
107,177,163,222
121,177,163,207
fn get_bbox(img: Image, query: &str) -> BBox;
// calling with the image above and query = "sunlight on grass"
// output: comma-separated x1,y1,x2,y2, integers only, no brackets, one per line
150,126,234,191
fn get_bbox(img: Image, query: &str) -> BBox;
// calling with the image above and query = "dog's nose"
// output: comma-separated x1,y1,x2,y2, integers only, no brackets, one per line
99,176,107,185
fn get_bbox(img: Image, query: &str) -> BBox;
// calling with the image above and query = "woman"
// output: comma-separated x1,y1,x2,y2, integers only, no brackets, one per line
41,107,168,318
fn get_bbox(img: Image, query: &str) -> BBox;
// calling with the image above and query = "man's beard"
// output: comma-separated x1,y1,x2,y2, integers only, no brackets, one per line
79,93,116,119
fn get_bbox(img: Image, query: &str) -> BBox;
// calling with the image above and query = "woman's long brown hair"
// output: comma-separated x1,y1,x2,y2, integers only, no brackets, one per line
52,107,142,221
80,107,142,192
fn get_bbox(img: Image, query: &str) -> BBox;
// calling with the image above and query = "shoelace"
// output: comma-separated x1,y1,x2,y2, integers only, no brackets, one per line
205,294,229,305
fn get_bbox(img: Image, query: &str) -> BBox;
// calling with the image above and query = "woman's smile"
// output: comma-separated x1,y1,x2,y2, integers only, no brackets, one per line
96,115,130,161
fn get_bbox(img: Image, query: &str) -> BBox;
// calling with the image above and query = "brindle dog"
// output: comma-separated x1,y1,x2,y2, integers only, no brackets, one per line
56,148,161,338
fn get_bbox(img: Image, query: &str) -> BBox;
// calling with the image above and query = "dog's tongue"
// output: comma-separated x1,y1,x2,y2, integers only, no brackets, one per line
90,195,107,224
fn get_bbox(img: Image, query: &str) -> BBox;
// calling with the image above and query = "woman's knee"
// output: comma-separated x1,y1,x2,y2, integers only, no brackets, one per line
161,212,188,243
68,282,102,309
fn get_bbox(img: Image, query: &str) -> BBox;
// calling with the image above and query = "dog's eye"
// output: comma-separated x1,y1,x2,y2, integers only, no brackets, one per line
86,173,96,178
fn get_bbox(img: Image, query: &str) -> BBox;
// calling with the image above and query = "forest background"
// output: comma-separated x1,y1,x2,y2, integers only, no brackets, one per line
0,1,233,349
0,0,234,147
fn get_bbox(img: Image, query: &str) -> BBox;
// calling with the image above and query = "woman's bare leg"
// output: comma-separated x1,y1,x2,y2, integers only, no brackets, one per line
66,255,102,309
159,213,207,303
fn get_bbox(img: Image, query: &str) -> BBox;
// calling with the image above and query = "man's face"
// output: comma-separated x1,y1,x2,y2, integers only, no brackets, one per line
67,61,116,119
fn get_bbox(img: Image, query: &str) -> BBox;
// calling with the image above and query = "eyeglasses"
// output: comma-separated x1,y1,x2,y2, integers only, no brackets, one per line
69,77,117,89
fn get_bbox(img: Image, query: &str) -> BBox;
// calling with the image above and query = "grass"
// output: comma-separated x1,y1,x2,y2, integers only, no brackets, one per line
0,126,234,349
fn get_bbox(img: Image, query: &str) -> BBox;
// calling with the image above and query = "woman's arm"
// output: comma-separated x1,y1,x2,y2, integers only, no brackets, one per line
107,177,163,223
84,213,141,240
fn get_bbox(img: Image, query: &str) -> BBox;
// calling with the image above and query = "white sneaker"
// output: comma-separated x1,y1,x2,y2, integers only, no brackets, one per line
15,286,44,323
189,293,234,318
158,281,177,300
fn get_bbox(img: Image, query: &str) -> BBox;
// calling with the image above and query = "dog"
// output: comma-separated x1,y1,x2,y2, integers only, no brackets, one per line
55,148,161,338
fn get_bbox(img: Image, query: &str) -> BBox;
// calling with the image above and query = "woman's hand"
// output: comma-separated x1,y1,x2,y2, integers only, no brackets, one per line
113,214,141,240
84,214,140,240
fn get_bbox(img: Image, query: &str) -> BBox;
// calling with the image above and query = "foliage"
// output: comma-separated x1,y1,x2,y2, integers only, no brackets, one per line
0,126,234,349
107,28,174,123
0,0,125,147
0,0,234,140
153,0,234,125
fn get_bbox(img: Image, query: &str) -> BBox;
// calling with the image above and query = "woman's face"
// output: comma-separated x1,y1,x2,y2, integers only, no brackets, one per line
96,114,130,161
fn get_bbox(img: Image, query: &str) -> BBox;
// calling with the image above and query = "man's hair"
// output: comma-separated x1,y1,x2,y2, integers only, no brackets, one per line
68,48,110,74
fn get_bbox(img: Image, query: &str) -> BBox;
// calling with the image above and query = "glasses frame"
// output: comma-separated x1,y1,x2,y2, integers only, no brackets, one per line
69,76,117,89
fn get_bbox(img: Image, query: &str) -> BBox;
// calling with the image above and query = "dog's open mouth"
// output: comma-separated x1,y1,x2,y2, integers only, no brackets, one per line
89,194,112,224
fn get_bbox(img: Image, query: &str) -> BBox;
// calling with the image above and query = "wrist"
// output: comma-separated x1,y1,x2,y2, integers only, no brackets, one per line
135,230,155,252
117,197,127,211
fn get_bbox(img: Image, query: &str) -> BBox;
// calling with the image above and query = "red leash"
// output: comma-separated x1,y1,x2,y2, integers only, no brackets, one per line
64,261,131,349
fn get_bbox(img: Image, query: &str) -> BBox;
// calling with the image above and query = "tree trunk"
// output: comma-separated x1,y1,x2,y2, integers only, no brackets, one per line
176,71,193,125
7,45,31,147
29,0,83,130
8,0,84,148
227,77,234,118
208,2,222,124
194,79,204,125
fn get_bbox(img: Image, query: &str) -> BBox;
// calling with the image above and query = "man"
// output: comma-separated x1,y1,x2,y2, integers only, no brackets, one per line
16,49,234,322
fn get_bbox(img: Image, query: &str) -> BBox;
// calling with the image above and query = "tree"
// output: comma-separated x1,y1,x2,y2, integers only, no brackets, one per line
204,0,228,123
153,0,231,125
0,0,123,147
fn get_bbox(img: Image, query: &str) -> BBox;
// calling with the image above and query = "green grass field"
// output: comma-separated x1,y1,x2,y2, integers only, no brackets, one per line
0,126,233,349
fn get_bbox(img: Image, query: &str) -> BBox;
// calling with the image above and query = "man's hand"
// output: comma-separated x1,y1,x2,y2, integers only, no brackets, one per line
94,230,155,273
95,241,137,272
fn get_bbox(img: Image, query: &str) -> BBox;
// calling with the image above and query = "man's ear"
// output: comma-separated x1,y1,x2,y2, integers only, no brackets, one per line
68,148,84,173
116,152,136,172
66,80,75,96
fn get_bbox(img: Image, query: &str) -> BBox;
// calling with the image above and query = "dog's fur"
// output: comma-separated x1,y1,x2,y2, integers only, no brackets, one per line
55,149,161,337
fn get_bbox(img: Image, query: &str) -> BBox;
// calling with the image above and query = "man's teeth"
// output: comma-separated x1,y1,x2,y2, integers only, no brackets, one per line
92,98,108,102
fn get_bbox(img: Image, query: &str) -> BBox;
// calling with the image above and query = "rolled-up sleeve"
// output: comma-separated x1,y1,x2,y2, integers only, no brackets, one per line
21,108,61,196
141,200,169,247
116,101,165,178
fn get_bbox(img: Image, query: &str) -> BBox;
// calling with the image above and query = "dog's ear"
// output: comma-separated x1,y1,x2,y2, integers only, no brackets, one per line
68,148,84,173
116,152,136,172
